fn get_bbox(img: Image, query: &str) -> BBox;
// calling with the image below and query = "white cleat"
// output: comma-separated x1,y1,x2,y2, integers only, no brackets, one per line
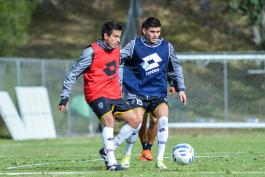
121,155,131,168
156,160,167,169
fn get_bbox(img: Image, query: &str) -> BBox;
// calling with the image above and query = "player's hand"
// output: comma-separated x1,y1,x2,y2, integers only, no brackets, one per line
58,103,68,112
58,98,69,112
169,87,176,95
178,91,187,106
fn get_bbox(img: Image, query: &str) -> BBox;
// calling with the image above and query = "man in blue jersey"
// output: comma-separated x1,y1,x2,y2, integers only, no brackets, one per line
120,17,187,169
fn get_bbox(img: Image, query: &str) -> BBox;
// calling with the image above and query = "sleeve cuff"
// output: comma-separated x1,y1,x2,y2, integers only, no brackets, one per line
175,87,186,93
59,98,69,106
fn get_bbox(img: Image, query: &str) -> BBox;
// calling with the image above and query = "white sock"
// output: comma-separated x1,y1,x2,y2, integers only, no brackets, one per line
114,123,140,150
157,116,168,161
102,127,117,165
124,123,141,156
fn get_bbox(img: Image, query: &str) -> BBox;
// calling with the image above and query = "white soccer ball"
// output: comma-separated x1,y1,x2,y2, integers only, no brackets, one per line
172,143,195,165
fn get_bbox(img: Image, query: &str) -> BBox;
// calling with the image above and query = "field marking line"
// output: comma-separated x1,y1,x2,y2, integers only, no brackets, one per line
173,171,265,174
6,154,236,170
6,159,102,170
194,155,234,158
1,151,261,159
0,172,95,175
164,155,233,159
1,171,265,176
163,152,246,155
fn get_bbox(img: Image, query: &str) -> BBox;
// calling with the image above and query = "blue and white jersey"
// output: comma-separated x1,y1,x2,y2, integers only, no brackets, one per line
121,37,186,100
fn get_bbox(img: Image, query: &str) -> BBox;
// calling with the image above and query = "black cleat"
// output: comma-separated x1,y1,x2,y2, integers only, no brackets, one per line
106,163,125,171
99,147,108,165
99,148,124,171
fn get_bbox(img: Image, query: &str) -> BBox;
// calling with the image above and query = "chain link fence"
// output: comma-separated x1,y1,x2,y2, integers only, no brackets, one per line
0,54,265,136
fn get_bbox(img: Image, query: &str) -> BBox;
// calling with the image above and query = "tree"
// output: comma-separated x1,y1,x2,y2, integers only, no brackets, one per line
229,0,265,49
0,0,36,56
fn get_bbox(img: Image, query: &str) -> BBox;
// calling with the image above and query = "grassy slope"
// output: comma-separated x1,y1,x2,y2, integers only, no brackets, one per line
0,131,264,176
14,0,256,59
142,0,255,52
15,0,129,58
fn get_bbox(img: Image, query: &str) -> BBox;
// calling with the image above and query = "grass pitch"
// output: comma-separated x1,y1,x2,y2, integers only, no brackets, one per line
0,130,264,177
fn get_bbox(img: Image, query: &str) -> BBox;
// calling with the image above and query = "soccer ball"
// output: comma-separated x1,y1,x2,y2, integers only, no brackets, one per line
172,143,195,165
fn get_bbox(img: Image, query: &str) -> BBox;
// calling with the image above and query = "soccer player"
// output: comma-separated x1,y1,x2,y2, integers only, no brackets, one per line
58,21,141,171
120,17,187,169
138,86,176,161
138,64,177,161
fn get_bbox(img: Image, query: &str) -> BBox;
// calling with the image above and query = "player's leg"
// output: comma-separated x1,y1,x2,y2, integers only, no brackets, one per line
139,113,154,161
89,98,123,170
139,112,148,149
138,112,148,160
139,114,158,161
114,110,141,149
152,99,169,169
147,115,158,146
100,112,118,167
112,99,141,150
119,107,145,168
115,98,145,168
123,108,145,154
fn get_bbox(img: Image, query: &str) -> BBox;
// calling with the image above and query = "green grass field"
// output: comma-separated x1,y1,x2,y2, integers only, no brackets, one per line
0,130,265,177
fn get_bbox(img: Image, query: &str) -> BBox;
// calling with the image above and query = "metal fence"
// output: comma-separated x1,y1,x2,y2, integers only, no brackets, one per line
0,53,265,135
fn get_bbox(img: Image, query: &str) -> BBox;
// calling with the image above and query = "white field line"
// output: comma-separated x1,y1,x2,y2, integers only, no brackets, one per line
164,152,238,158
0,152,248,159
182,172,265,174
6,153,236,170
6,159,102,170
194,155,233,158
1,151,263,159
1,171,265,176
158,151,264,155
164,155,234,159
0,172,95,175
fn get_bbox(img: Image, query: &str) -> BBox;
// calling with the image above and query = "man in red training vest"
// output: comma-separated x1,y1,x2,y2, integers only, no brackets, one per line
58,21,141,171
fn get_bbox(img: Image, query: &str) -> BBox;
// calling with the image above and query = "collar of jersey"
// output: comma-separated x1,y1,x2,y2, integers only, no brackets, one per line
141,36,164,48
97,40,114,52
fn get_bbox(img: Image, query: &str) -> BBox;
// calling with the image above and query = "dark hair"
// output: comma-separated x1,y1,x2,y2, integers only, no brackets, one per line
141,17,161,29
101,21,122,39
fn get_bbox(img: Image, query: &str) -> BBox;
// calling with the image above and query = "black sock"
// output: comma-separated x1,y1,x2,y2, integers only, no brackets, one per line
142,141,148,150
146,143,153,150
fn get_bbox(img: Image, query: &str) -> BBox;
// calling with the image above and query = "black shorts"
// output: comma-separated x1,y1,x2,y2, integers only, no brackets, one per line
89,97,133,121
128,97,168,114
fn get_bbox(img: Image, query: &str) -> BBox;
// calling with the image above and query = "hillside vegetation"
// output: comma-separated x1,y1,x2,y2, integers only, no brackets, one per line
12,0,258,59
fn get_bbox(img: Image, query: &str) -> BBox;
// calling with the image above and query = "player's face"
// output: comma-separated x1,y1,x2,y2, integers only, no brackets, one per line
143,27,161,44
104,29,121,49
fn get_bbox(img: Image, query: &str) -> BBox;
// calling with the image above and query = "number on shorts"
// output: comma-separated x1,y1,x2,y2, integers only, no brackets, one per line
136,99,143,106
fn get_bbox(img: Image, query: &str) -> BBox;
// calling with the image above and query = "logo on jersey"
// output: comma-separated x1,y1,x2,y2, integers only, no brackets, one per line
130,99,135,105
140,53,162,76
104,60,116,76
98,102,104,109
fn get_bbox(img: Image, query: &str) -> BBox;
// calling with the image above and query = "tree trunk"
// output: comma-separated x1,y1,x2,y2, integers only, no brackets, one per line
252,25,261,46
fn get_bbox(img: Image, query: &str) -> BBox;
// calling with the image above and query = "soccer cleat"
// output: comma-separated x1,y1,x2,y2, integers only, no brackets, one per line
139,150,153,161
106,163,125,171
156,160,167,169
121,155,131,168
99,147,108,165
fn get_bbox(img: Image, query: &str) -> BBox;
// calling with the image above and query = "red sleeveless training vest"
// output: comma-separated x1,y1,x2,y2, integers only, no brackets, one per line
83,42,121,103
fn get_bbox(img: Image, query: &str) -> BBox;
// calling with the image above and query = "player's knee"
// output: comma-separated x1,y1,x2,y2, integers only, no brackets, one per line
101,115,115,128
129,113,141,128
150,117,158,124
